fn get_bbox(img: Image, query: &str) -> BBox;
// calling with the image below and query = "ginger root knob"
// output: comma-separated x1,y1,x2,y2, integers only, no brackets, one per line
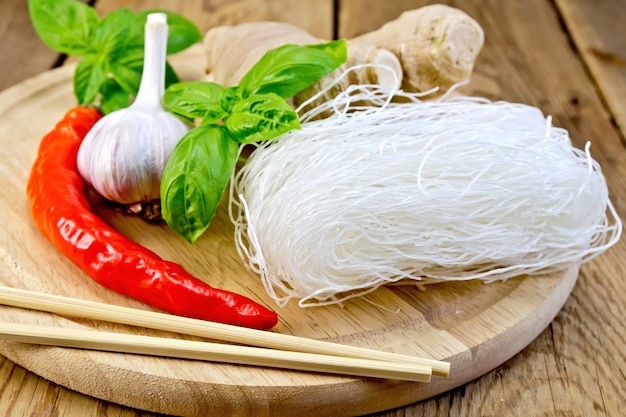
349,4,484,94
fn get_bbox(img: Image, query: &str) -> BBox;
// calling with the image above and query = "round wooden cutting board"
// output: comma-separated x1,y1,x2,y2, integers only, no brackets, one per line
0,47,580,417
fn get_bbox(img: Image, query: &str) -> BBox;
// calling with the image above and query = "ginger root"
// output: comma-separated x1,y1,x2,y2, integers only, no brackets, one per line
350,5,484,94
203,4,484,104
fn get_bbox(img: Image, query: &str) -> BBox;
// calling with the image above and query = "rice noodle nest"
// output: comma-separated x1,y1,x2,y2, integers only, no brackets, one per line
229,86,622,307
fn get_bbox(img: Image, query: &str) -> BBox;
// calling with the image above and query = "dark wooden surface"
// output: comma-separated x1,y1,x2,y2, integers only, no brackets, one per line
0,0,625,416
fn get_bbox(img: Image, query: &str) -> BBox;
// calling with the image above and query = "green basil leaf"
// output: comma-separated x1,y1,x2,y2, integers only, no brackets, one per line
165,61,180,87
28,0,98,55
157,10,202,54
110,57,142,96
219,86,242,116
74,54,109,105
91,8,133,57
225,93,300,143
161,125,238,243
128,10,202,55
99,80,133,114
116,47,144,66
164,81,225,121
238,39,347,98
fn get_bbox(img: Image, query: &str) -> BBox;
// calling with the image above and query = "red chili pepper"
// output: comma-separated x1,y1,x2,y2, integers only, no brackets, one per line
26,106,278,330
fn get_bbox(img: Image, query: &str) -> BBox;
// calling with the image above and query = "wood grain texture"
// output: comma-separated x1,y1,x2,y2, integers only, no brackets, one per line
0,0,61,92
94,0,334,40
555,0,626,146
338,0,432,38
0,0,624,416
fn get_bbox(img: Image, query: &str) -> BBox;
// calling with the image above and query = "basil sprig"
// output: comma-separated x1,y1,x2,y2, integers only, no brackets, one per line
161,40,347,243
28,0,201,113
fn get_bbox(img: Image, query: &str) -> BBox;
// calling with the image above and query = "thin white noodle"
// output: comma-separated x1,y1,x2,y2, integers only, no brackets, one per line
229,86,622,308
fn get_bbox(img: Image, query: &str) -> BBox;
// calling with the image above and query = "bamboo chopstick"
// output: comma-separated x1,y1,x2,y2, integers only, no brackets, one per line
0,322,431,382
0,286,449,377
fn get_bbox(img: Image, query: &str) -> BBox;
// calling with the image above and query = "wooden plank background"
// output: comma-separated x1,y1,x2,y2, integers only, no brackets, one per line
0,0,625,416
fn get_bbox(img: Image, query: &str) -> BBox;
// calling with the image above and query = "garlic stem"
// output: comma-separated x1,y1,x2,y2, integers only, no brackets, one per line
132,13,168,111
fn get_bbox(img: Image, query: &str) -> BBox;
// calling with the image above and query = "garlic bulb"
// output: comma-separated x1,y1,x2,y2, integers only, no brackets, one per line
77,13,189,204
